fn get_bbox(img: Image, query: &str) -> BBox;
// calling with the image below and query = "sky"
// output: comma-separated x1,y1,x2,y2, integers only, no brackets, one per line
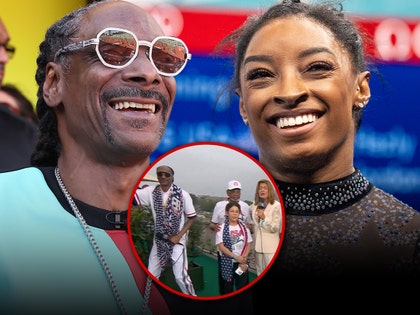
139,142,274,201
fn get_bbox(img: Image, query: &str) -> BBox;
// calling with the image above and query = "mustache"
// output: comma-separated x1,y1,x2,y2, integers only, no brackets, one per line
101,87,168,108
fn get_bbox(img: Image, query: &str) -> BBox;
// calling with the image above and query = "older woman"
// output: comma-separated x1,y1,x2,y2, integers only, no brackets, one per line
250,179,282,276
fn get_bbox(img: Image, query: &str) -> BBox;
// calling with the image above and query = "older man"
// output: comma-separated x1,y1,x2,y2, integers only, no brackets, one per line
0,1,190,314
134,165,197,296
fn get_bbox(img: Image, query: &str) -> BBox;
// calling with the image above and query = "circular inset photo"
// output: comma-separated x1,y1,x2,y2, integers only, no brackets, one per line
128,142,285,300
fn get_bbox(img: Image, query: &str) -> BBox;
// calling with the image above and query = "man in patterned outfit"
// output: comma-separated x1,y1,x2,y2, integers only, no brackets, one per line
134,165,197,296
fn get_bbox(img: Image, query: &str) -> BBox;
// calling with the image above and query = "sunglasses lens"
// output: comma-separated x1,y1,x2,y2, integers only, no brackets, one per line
157,172,171,178
151,38,188,75
98,30,137,67
94,29,189,74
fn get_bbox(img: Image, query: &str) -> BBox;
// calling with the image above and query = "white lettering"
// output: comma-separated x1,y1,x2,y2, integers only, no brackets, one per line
374,18,412,61
360,164,420,194
356,126,417,163
412,23,420,60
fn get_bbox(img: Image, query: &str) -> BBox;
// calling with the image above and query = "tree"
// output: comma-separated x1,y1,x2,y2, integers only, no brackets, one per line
130,205,154,264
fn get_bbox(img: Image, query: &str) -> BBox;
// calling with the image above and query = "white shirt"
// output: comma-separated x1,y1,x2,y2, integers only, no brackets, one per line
135,185,196,246
215,223,253,256
211,199,252,226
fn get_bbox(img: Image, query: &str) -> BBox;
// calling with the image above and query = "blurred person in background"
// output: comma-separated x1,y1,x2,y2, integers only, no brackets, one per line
0,84,38,124
0,17,38,172
0,84,38,172
0,17,14,86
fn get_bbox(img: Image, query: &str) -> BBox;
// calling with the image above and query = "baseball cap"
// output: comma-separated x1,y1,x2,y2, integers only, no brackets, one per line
227,180,241,190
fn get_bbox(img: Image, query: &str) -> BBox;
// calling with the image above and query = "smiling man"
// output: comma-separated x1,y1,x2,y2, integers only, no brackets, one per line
0,1,191,314
134,165,197,296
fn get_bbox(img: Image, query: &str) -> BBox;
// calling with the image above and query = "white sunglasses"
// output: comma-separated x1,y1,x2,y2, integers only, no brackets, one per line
54,27,192,76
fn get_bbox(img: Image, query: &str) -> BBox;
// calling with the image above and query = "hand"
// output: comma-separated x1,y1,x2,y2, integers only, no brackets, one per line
246,222,254,233
209,222,221,232
239,263,248,272
236,255,246,264
168,234,181,245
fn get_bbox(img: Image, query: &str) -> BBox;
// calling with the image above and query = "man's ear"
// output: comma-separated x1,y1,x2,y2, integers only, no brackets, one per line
43,62,63,108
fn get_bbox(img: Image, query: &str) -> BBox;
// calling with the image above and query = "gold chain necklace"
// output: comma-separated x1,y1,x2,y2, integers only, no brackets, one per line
54,167,152,315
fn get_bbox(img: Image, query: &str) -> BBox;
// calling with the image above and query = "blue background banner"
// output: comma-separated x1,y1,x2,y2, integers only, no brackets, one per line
152,55,420,210
134,0,420,210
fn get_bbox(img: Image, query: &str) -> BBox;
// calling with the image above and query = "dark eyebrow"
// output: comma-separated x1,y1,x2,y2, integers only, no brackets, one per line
298,47,335,59
243,47,335,65
243,54,273,65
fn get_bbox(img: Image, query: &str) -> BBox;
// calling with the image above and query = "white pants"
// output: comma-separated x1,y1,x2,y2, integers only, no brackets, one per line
148,242,196,296
255,251,275,276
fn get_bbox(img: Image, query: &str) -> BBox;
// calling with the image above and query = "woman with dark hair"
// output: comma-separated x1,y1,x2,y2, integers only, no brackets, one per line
219,0,420,279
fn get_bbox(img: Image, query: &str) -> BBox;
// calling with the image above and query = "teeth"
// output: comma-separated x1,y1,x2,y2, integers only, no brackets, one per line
276,114,318,128
112,101,156,113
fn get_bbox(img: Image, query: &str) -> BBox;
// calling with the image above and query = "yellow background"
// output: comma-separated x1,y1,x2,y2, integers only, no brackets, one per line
1,0,87,106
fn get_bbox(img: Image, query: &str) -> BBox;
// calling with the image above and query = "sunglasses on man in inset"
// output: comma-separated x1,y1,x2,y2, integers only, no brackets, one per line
157,172,172,178
54,27,191,76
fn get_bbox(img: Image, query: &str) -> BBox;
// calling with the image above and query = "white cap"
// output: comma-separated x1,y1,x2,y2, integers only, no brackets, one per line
227,180,241,190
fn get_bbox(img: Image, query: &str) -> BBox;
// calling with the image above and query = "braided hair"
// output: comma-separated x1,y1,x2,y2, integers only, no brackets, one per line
30,1,106,166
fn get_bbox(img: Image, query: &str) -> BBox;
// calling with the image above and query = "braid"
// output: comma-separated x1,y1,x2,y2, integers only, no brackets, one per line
30,1,105,166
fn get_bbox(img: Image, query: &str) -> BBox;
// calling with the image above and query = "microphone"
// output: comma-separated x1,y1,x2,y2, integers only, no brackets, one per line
257,198,266,210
